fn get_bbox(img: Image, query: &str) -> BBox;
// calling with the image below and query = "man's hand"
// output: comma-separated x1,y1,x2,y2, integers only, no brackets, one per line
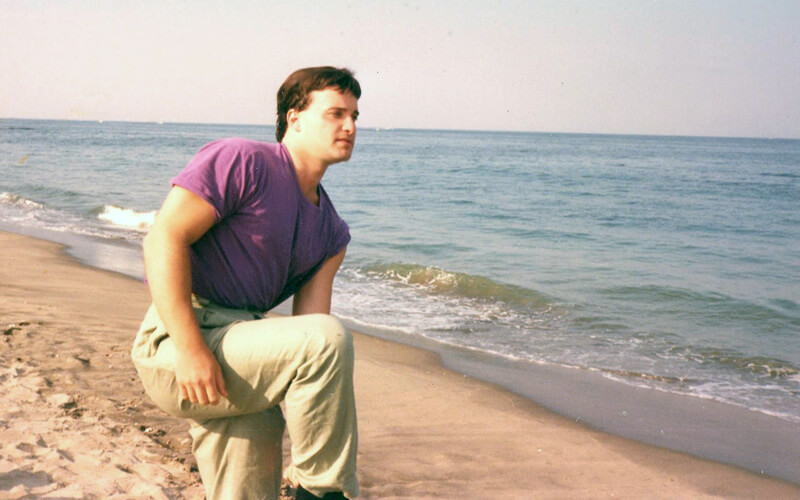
174,343,228,405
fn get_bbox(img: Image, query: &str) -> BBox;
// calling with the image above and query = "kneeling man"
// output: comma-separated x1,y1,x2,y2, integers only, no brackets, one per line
132,66,361,500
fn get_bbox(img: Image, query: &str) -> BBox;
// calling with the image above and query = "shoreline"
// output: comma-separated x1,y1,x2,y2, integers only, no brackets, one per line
356,321,800,484
1,229,798,498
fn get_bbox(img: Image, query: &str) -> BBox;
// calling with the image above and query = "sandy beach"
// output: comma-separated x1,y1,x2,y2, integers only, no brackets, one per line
1,230,798,499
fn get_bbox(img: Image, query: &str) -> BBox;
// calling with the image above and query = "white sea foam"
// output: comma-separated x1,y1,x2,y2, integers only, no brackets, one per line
97,205,156,232
0,192,45,209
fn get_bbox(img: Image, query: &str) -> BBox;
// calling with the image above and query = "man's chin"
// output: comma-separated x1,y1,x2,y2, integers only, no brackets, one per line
330,149,353,164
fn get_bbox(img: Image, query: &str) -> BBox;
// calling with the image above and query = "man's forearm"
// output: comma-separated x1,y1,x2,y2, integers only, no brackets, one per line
143,230,205,350
292,248,346,316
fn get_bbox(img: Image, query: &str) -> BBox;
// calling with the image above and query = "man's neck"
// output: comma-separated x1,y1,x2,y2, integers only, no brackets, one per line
283,142,328,205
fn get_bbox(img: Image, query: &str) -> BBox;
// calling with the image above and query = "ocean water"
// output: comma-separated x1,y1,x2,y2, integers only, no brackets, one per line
2,118,799,427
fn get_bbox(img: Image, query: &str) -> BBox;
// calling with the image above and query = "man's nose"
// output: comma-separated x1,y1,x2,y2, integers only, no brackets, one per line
343,117,356,134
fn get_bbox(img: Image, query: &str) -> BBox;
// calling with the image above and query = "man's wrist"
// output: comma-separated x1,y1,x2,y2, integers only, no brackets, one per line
172,331,209,354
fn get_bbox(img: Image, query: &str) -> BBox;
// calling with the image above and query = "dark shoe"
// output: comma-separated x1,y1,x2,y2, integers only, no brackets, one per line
296,485,348,500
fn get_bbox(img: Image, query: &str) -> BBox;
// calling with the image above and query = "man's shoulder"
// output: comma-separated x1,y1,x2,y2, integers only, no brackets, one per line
193,138,290,177
205,137,282,156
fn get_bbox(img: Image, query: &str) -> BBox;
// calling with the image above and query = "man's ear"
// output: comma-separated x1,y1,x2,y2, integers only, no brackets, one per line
286,109,301,133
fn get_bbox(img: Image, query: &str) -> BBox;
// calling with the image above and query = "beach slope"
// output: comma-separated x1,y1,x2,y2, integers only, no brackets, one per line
0,231,797,499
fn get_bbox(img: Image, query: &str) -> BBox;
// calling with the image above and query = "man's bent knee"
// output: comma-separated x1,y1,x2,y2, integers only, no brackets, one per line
301,314,352,363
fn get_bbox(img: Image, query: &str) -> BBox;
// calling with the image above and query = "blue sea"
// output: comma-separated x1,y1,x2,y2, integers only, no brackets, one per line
2,119,799,465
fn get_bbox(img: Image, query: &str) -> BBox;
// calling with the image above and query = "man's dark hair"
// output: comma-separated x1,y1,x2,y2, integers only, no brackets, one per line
276,66,361,142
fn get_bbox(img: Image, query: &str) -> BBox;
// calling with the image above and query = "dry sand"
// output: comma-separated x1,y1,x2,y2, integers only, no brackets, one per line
1,230,797,499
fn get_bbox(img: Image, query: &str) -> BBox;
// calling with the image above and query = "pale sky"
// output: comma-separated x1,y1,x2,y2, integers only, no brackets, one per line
2,0,799,138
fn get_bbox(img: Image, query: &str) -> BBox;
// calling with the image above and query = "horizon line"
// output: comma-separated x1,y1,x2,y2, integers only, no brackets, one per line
2,116,798,142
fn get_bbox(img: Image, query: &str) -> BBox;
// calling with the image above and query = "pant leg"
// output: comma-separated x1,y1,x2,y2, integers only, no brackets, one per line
189,407,285,500
131,301,359,499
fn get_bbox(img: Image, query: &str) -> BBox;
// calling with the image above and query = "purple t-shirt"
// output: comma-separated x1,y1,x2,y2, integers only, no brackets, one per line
171,138,350,311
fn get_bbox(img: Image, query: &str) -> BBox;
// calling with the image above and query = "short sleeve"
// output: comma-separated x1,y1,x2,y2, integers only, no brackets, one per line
329,215,351,259
171,139,261,221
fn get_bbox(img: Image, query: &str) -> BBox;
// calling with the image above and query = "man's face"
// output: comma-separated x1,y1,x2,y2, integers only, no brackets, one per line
293,88,359,165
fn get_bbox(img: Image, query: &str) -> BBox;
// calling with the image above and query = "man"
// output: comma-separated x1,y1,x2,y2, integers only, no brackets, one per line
131,67,361,500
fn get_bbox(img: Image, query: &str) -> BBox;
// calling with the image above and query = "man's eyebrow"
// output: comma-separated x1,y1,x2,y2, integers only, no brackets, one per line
328,107,359,116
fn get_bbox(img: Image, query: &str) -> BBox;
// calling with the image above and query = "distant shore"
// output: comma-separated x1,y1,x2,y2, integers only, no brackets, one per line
1,229,798,498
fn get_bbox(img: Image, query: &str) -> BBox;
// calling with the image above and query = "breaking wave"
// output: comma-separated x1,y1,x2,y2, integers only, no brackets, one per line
362,262,553,310
0,192,45,210
96,205,156,232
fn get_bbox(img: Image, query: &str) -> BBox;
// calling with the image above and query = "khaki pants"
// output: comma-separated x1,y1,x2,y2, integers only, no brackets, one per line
131,297,358,499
